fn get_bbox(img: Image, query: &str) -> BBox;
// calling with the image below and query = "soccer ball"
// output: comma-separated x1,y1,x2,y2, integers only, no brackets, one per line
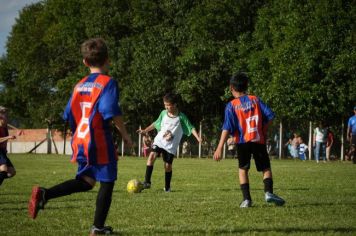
126,179,143,193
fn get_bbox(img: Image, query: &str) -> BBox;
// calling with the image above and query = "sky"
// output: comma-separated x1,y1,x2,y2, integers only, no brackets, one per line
0,0,41,56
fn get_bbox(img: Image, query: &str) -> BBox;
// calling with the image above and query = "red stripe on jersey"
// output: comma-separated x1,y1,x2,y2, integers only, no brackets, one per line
70,74,111,164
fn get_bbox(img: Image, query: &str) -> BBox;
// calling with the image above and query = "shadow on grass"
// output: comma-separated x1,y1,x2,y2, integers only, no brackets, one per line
138,227,356,235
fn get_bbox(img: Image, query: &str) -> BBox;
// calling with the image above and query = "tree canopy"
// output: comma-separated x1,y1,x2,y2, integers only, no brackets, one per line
0,0,354,139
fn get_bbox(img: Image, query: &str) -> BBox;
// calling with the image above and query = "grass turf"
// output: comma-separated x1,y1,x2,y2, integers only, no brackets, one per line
1,154,356,235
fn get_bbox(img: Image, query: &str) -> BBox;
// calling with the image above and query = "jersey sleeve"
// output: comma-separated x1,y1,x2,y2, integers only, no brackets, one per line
154,110,166,131
258,97,275,124
63,95,72,122
97,79,122,120
179,112,195,136
222,102,239,135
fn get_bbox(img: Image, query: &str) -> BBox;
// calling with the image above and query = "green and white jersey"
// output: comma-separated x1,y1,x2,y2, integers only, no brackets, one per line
153,110,195,155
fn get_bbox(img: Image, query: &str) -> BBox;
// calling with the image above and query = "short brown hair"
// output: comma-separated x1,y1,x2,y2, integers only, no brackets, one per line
163,93,178,105
81,38,108,67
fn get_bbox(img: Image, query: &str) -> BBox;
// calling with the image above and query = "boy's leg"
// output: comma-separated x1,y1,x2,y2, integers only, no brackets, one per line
164,162,172,192
0,160,9,186
236,143,252,207
144,151,157,188
0,170,7,186
93,182,114,229
28,176,94,219
263,169,285,206
239,168,251,200
45,176,94,200
262,169,273,194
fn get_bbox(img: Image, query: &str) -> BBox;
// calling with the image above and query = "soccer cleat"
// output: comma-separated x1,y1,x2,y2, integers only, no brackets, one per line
163,187,171,193
239,199,252,208
142,182,151,190
89,225,113,235
28,186,46,219
265,192,285,206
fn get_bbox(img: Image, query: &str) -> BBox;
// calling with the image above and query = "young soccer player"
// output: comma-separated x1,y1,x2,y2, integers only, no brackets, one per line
28,38,132,236
0,106,16,187
213,72,285,208
137,93,202,192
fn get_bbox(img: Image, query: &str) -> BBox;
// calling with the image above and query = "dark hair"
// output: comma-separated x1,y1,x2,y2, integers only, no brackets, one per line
230,72,249,92
81,38,108,67
163,93,178,104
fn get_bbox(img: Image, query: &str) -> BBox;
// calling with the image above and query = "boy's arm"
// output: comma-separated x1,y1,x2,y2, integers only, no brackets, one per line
213,130,230,161
112,116,132,147
191,128,202,143
0,135,16,144
137,123,155,135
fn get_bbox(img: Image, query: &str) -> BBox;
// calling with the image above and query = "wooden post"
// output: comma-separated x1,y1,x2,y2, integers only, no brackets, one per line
121,138,124,157
279,121,283,159
47,127,52,154
341,120,344,161
223,142,226,159
308,121,312,161
63,123,67,155
138,125,141,157
199,121,202,158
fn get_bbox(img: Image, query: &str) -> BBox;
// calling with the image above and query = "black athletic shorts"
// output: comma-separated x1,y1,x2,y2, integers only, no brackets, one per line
236,142,271,172
0,149,14,167
152,145,175,164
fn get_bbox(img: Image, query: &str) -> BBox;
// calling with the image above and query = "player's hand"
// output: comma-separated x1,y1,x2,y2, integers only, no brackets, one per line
9,135,16,140
213,149,222,161
136,129,146,135
197,137,203,143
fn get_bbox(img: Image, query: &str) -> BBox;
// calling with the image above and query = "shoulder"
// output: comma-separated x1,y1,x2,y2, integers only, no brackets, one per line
179,111,188,118
248,95,258,100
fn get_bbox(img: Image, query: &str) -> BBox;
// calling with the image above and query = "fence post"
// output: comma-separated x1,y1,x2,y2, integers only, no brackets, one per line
199,121,202,158
63,123,67,155
47,127,52,154
121,138,124,157
341,120,344,161
308,121,312,161
223,142,226,159
138,125,141,157
279,121,283,159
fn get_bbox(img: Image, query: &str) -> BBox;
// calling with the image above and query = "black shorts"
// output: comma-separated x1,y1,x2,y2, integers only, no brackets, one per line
236,142,271,172
0,150,14,167
152,145,175,164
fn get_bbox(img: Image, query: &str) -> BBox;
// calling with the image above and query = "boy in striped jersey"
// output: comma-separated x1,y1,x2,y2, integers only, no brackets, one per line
214,72,285,208
28,38,132,235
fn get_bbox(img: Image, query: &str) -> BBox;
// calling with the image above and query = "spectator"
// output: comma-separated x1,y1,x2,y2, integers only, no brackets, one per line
313,122,327,163
0,106,17,187
326,128,334,161
142,134,152,158
347,106,356,164
298,137,308,161
182,141,190,157
290,133,300,159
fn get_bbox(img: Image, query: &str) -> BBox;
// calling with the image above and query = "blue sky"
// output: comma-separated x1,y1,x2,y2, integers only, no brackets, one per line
0,0,41,56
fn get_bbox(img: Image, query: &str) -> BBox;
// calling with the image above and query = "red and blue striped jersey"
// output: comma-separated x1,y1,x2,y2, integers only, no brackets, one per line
222,95,274,144
63,73,122,165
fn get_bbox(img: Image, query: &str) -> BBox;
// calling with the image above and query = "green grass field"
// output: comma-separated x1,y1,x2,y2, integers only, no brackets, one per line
1,154,356,236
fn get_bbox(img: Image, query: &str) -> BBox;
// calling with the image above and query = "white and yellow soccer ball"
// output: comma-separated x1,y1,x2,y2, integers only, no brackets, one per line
126,179,143,193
